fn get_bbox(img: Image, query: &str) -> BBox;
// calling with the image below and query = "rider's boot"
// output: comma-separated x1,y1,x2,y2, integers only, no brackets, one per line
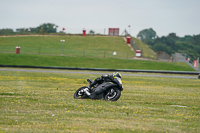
83,88,91,96
83,88,97,99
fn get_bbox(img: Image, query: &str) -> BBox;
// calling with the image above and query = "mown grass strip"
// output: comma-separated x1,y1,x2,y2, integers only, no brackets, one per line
0,53,195,71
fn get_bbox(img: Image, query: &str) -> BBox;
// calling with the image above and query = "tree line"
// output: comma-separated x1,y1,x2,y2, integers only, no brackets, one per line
0,23,58,35
137,28,200,59
0,23,96,35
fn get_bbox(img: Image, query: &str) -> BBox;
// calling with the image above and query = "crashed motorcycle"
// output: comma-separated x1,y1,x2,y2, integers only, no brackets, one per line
74,77,123,101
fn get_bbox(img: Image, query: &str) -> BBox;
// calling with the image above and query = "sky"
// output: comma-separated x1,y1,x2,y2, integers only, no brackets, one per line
1,0,200,37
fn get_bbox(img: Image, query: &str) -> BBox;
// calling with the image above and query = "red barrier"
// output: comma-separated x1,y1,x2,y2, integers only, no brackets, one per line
136,50,141,57
83,30,86,36
16,46,20,54
193,59,198,68
126,36,131,44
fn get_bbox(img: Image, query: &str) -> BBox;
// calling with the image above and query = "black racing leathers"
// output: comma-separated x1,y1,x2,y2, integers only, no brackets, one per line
89,75,113,89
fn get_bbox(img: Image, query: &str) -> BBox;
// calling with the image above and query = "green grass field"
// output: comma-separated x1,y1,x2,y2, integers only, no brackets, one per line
0,69,200,132
0,36,134,59
0,35,197,71
0,53,195,71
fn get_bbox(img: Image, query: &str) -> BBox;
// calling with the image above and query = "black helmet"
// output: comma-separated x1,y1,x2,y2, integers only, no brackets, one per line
113,72,121,78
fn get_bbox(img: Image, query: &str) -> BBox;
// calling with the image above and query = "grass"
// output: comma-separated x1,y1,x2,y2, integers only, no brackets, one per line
0,36,134,59
0,53,195,71
0,69,200,132
0,35,197,71
133,37,157,59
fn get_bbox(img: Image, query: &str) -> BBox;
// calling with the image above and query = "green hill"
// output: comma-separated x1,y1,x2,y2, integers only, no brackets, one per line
0,35,134,59
132,37,157,59
0,35,195,71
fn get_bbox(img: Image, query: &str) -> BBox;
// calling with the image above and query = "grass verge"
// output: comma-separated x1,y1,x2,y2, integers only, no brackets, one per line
0,69,200,132
0,53,195,71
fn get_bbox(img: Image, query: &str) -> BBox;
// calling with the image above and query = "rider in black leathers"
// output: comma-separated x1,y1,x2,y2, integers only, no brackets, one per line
83,72,122,99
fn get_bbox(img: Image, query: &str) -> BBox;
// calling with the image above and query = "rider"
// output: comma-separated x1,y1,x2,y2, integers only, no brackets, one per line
83,72,122,99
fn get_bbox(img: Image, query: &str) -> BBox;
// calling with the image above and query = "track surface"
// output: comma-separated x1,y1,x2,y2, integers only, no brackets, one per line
0,68,198,79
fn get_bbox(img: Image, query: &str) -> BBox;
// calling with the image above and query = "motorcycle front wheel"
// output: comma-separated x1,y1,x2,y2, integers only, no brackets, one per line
74,87,88,99
104,89,121,101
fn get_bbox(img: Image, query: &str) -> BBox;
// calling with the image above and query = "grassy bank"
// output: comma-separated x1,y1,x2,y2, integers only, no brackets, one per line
0,70,199,132
0,35,196,71
0,36,134,59
0,53,195,71
133,37,157,59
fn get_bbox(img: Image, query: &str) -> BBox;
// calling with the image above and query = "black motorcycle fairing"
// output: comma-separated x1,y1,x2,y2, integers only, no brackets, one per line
92,82,110,93
112,78,123,91
88,82,118,99
74,78,123,101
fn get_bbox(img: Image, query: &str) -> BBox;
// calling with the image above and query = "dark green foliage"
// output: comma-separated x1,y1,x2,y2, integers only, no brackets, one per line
0,28,14,35
0,23,58,35
37,23,58,34
137,29,200,59
137,28,157,41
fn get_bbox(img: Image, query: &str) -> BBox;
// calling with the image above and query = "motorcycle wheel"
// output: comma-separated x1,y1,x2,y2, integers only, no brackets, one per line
74,87,88,99
104,89,121,101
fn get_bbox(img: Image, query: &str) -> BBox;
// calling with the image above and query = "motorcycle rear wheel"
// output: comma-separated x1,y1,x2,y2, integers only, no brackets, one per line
104,89,121,101
74,87,88,99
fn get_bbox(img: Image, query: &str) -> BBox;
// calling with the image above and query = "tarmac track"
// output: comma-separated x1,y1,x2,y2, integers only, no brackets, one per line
0,68,198,79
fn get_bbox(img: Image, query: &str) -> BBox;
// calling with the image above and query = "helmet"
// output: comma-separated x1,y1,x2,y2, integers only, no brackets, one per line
113,72,121,78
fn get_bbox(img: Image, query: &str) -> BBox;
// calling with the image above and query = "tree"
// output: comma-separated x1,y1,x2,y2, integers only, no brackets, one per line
89,30,95,35
37,23,58,33
192,34,200,45
137,28,200,58
152,43,171,55
137,28,157,41
0,28,14,35
39,27,46,34
167,33,179,41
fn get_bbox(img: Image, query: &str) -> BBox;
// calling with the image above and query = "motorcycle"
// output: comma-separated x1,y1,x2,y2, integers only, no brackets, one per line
74,77,123,101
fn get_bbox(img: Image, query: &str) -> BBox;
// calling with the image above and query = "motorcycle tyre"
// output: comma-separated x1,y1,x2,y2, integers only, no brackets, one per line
104,89,121,101
74,87,89,99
